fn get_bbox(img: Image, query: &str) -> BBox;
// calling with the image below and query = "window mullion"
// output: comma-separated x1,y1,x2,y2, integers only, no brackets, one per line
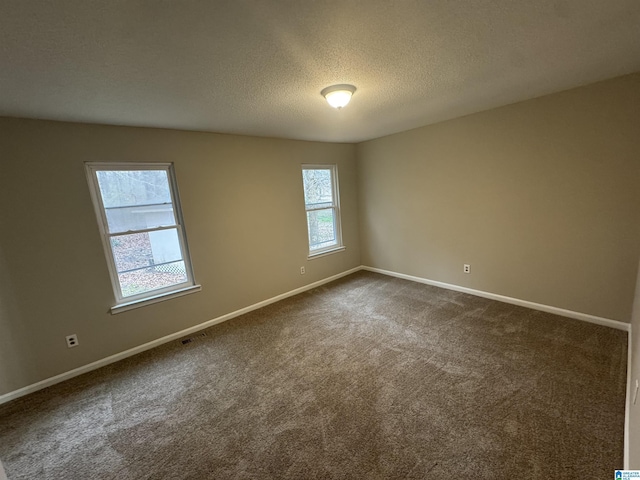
107,224,180,237
305,204,336,213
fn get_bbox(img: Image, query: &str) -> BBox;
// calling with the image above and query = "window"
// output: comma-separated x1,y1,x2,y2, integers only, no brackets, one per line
86,163,199,312
302,165,344,257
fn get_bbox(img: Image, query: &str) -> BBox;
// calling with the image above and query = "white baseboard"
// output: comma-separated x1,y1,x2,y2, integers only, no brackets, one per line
0,266,361,405
362,266,630,331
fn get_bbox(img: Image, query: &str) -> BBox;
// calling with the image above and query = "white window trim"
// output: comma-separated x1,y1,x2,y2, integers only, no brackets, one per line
110,284,201,314
308,245,346,260
85,162,199,312
302,164,344,258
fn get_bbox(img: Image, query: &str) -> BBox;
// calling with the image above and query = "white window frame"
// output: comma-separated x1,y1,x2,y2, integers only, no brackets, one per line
301,164,345,258
85,162,200,313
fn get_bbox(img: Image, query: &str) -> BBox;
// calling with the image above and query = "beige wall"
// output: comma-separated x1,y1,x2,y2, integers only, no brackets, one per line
357,73,640,322
0,119,360,396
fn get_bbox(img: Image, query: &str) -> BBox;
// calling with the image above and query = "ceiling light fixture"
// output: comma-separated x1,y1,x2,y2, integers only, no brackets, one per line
321,84,356,109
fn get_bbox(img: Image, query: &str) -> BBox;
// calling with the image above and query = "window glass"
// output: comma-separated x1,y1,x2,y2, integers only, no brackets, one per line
87,163,195,304
306,209,337,250
302,165,342,255
96,170,176,233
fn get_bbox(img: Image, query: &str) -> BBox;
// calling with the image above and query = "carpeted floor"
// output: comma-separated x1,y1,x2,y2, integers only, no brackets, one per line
0,271,628,479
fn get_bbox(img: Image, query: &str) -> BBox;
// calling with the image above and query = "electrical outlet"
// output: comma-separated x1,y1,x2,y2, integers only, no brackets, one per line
66,334,79,348
463,264,470,274
300,266,306,275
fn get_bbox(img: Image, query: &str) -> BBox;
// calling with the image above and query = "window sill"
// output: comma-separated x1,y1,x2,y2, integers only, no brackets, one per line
308,246,346,260
111,285,202,314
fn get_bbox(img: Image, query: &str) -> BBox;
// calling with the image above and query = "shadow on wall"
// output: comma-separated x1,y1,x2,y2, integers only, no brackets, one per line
0,242,35,397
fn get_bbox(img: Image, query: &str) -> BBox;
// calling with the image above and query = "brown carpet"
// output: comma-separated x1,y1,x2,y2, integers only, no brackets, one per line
0,271,628,479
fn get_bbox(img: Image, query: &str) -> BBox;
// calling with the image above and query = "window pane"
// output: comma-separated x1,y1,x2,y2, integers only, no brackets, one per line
303,169,333,207
96,170,176,233
96,170,172,208
110,229,184,274
307,208,337,250
118,261,187,297
112,227,187,297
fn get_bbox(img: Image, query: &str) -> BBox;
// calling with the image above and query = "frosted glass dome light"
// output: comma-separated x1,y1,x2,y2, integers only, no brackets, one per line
321,84,356,109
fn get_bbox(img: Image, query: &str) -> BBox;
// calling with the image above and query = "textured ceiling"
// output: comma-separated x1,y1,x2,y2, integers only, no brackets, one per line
1,1,639,143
